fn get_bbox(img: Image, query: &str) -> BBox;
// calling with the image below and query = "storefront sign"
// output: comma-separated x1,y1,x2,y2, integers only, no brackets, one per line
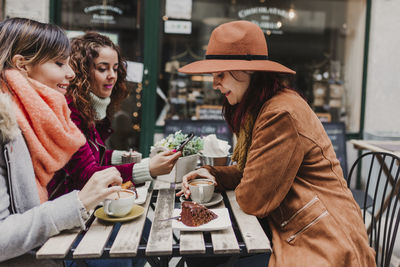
166,0,192,20
238,7,290,19
238,7,292,35
164,20,192,34
84,5,123,25
5,0,49,22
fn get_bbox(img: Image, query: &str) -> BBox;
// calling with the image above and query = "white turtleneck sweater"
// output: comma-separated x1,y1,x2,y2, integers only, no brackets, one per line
90,92,153,184
90,92,110,120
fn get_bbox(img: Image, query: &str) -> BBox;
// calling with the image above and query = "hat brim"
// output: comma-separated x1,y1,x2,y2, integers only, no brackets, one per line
178,59,295,74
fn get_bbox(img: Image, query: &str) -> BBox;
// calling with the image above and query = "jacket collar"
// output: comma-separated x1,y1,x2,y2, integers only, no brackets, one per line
0,93,20,143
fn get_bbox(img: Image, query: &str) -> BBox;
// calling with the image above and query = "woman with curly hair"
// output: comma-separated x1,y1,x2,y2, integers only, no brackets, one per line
47,32,181,199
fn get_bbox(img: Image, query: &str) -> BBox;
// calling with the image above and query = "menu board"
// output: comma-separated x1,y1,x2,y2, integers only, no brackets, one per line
164,119,232,145
322,122,347,176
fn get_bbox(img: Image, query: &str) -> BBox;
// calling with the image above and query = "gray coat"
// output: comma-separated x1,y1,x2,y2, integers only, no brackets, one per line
0,93,86,264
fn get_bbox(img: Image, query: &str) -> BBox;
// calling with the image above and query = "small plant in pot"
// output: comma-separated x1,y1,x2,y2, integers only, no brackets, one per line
151,131,203,157
150,131,204,182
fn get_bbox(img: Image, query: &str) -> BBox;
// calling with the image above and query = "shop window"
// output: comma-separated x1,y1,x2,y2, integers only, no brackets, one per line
158,0,366,134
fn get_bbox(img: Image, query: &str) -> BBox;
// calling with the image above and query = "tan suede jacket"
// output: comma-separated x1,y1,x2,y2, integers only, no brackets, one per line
205,90,376,267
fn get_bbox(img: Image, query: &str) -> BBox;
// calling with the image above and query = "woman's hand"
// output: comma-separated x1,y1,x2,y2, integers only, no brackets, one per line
149,150,182,177
78,167,122,210
176,168,216,199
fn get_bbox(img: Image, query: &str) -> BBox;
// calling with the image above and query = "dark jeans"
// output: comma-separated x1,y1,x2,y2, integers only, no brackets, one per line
185,253,270,267
65,218,151,267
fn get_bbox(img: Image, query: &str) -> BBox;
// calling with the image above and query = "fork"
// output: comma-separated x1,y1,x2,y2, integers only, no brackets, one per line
158,216,181,222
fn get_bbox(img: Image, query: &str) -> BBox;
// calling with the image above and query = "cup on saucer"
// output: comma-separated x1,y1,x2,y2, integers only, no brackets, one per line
104,189,136,217
180,192,223,207
188,178,215,204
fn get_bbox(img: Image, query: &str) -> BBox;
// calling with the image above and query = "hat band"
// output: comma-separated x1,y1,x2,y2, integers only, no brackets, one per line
205,54,269,61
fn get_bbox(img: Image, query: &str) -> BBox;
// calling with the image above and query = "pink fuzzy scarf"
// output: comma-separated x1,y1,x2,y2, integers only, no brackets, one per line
5,69,86,203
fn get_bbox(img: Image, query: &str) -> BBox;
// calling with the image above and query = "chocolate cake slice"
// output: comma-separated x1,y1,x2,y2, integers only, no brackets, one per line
180,201,218,227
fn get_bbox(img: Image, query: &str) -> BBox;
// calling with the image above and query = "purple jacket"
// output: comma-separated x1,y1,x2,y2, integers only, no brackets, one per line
47,97,134,199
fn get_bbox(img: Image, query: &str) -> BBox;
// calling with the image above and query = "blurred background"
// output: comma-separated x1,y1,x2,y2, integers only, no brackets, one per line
1,0,399,161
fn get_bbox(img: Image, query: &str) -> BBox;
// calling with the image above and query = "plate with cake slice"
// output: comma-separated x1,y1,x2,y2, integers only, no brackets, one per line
171,202,231,231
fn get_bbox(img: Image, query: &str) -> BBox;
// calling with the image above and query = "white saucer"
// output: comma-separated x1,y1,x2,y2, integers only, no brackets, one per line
180,193,223,207
172,208,231,231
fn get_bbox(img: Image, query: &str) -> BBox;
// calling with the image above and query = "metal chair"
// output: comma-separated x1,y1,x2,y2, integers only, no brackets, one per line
347,151,400,267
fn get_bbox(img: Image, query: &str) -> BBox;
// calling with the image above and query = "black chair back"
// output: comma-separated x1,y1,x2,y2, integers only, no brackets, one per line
347,151,400,267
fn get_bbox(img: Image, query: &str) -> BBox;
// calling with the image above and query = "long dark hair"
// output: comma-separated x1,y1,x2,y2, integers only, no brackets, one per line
66,32,128,130
223,71,297,133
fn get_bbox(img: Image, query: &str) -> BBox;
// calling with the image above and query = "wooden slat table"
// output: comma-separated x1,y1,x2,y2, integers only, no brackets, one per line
350,139,400,157
226,191,271,254
36,189,152,260
146,189,175,257
36,228,81,259
109,188,153,257
350,139,400,186
36,183,272,266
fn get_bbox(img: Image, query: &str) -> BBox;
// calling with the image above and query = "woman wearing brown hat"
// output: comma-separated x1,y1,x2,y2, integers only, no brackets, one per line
178,21,375,266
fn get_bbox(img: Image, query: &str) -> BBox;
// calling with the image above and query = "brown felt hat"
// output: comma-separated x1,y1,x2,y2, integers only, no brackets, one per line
178,20,295,75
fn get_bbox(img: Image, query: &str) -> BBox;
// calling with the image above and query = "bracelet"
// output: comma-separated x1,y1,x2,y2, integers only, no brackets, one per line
77,192,91,220
79,206,91,220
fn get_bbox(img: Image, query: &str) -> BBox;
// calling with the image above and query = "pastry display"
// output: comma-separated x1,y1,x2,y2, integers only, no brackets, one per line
180,201,218,227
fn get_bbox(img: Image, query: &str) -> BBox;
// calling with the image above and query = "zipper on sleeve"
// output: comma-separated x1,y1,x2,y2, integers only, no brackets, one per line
88,139,99,152
88,138,106,165
4,147,16,214
286,210,329,243
95,139,106,165
281,196,319,228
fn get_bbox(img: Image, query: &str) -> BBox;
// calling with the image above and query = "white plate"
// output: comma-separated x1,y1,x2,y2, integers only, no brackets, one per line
180,193,223,207
135,187,148,205
172,208,231,231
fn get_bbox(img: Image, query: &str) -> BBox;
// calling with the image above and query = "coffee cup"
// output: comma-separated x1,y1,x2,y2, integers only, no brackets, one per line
188,178,215,203
104,189,136,217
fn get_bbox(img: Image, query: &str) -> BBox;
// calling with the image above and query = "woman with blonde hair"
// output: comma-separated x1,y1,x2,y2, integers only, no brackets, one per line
0,17,123,266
